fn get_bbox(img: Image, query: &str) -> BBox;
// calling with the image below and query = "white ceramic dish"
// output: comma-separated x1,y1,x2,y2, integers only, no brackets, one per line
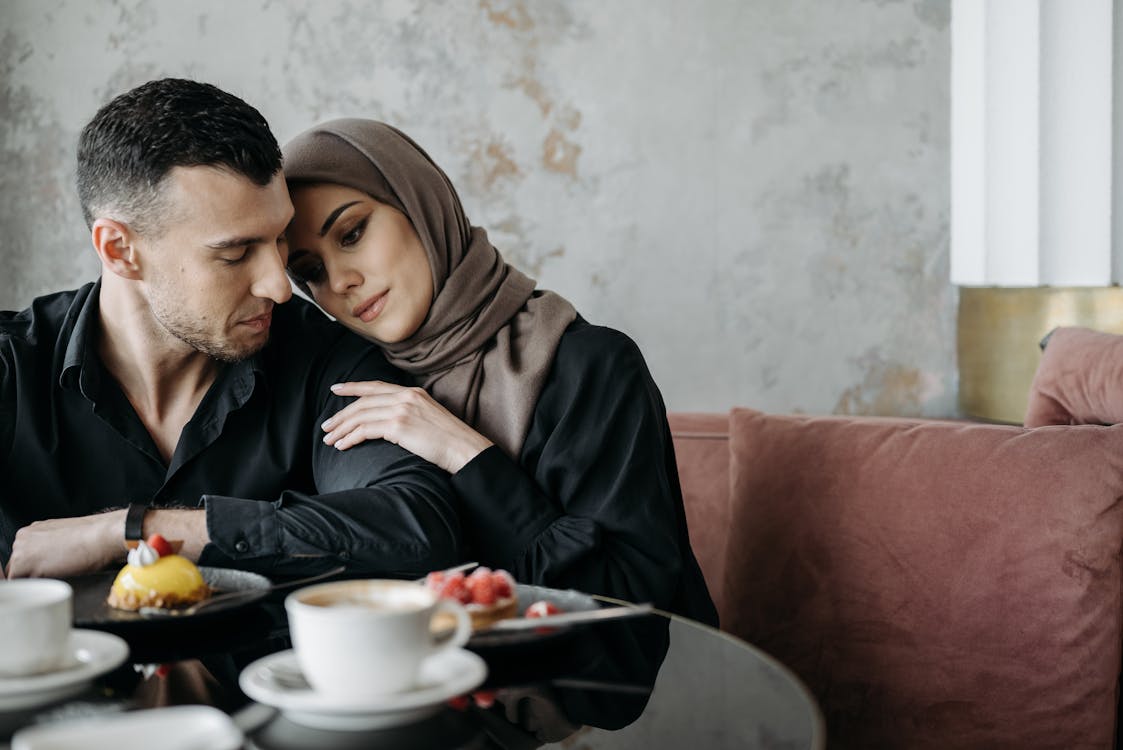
466,584,600,648
11,705,242,750
0,629,128,711
239,647,486,731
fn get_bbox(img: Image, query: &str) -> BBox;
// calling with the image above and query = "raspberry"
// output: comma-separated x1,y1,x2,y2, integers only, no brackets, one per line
146,534,173,558
446,694,470,711
467,566,492,581
525,600,561,618
438,573,471,604
424,571,445,592
491,570,514,599
466,572,497,605
472,689,497,709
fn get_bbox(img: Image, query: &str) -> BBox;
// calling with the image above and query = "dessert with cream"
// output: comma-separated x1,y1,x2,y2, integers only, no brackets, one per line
427,567,519,629
106,534,211,611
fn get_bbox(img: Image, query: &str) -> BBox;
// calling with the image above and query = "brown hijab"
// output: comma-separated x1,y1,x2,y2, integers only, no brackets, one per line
283,119,577,459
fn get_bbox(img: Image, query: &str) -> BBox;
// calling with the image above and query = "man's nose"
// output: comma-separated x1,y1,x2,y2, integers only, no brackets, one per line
252,245,293,304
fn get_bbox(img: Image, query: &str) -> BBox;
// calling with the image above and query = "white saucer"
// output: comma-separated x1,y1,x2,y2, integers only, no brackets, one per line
12,705,242,750
0,629,129,711
239,648,487,731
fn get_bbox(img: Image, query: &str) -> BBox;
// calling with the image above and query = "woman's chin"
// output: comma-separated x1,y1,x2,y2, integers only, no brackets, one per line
340,319,399,345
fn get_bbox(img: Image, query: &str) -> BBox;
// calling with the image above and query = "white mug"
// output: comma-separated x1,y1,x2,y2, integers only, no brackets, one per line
285,579,471,701
0,579,73,677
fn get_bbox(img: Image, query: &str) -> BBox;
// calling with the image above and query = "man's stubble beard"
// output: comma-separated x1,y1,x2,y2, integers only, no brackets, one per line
146,285,266,364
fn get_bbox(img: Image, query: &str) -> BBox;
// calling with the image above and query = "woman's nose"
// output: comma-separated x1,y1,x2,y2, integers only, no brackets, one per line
328,264,362,295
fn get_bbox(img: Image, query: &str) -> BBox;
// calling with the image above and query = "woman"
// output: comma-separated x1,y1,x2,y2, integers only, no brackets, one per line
282,119,717,625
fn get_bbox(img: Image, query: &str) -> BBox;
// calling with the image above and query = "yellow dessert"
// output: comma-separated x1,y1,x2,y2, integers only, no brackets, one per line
107,537,210,611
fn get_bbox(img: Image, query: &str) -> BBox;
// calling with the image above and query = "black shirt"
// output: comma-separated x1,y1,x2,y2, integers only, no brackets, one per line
0,281,460,576
451,318,719,626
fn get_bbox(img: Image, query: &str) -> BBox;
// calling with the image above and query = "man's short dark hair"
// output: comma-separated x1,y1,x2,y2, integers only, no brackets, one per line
76,78,282,235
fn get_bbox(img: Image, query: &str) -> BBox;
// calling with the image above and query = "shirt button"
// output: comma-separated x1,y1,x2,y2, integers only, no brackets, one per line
234,540,249,553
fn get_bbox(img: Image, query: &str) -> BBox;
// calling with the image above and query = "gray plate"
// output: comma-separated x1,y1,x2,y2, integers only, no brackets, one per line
67,566,273,630
467,584,600,649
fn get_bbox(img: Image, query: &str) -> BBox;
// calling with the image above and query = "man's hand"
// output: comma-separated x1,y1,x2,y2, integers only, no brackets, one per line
6,511,126,578
6,508,210,578
322,381,494,473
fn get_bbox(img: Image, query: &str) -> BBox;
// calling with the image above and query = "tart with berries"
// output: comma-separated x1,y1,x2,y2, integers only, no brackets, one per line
427,567,519,630
106,534,211,611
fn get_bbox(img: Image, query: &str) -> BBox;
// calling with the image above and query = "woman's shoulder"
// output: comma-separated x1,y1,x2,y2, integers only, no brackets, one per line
554,316,649,375
546,317,662,404
531,316,669,444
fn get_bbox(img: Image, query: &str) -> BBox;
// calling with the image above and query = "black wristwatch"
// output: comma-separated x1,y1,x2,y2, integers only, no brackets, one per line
124,502,147,549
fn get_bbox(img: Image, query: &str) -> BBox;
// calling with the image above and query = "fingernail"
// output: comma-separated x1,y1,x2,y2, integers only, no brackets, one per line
321,419,334,430
330,383,343,392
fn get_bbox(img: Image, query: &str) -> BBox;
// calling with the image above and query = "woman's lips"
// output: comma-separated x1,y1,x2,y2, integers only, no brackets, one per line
353,292,388,323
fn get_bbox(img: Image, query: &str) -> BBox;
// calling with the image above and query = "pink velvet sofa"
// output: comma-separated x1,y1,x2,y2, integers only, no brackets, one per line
671,328,1123,749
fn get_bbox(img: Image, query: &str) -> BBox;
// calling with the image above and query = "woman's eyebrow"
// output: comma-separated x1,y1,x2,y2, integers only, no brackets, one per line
319,201,362,236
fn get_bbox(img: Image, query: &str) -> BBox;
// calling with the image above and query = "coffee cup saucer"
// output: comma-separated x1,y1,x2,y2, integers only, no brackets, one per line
239,648,487,731
0,629,129,712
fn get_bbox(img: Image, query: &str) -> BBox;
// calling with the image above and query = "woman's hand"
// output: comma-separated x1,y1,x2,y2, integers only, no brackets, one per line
323,381,494,473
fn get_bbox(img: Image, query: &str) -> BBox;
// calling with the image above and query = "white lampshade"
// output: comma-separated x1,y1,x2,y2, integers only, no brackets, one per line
951,0,1115,286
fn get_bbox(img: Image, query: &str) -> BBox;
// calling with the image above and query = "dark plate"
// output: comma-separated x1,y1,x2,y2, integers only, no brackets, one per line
467,584,600,650
65,566,272,632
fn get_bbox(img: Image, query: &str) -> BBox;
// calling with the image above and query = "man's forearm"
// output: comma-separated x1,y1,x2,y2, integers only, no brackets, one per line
141,508,210,561
5,507,210,578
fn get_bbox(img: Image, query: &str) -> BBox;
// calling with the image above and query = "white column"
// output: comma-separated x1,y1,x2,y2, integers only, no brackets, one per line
951,0,1115,287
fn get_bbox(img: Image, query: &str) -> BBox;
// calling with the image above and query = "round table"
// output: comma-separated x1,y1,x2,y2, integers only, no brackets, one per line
1,597,824,749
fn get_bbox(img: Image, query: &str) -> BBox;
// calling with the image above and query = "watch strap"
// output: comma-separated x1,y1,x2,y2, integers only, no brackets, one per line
124,502,147,549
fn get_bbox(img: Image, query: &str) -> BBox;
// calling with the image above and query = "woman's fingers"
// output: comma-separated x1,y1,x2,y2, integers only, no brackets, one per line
323,384,426,430
323,403,395,447
321,381,492,472
325,395,431,448
329,380,399,397
332,419,387,451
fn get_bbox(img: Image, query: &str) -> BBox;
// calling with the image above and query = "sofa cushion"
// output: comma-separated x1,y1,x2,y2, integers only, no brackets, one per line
668,412,730,621
724,408,1123,749
1024,326,1123,427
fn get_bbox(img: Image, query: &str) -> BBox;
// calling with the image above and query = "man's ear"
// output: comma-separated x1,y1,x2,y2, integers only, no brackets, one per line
91,218,142,280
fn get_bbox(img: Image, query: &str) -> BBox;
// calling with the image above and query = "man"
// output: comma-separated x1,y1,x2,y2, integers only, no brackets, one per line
0,78,460,579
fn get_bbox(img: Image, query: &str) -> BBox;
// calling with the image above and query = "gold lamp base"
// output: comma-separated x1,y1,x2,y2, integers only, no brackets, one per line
958,287,1123,424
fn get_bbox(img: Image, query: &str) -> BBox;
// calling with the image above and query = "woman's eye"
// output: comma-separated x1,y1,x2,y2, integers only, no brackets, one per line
288,259,326,285
340,218,368,248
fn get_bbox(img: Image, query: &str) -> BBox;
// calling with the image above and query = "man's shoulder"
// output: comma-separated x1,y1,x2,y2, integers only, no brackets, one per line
263,296,405,384
268,295,348,349
0,284,92,351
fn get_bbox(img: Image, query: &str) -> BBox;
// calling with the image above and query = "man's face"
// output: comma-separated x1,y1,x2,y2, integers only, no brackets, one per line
140,166,294,362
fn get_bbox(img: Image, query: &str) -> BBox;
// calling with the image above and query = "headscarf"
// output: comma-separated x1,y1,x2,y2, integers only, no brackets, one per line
283,119,577,459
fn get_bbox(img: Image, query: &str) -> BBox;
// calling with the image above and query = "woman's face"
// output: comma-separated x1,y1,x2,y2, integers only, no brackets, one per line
286,183,434,344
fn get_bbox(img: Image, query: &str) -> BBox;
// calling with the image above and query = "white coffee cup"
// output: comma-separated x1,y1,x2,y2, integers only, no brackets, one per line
0,579,73,677
285,579,471,701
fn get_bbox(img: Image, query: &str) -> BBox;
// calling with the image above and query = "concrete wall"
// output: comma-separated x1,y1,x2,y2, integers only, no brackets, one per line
0,0,954,415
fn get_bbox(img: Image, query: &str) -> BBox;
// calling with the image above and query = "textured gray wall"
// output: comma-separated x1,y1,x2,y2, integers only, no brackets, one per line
0,0,954,416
